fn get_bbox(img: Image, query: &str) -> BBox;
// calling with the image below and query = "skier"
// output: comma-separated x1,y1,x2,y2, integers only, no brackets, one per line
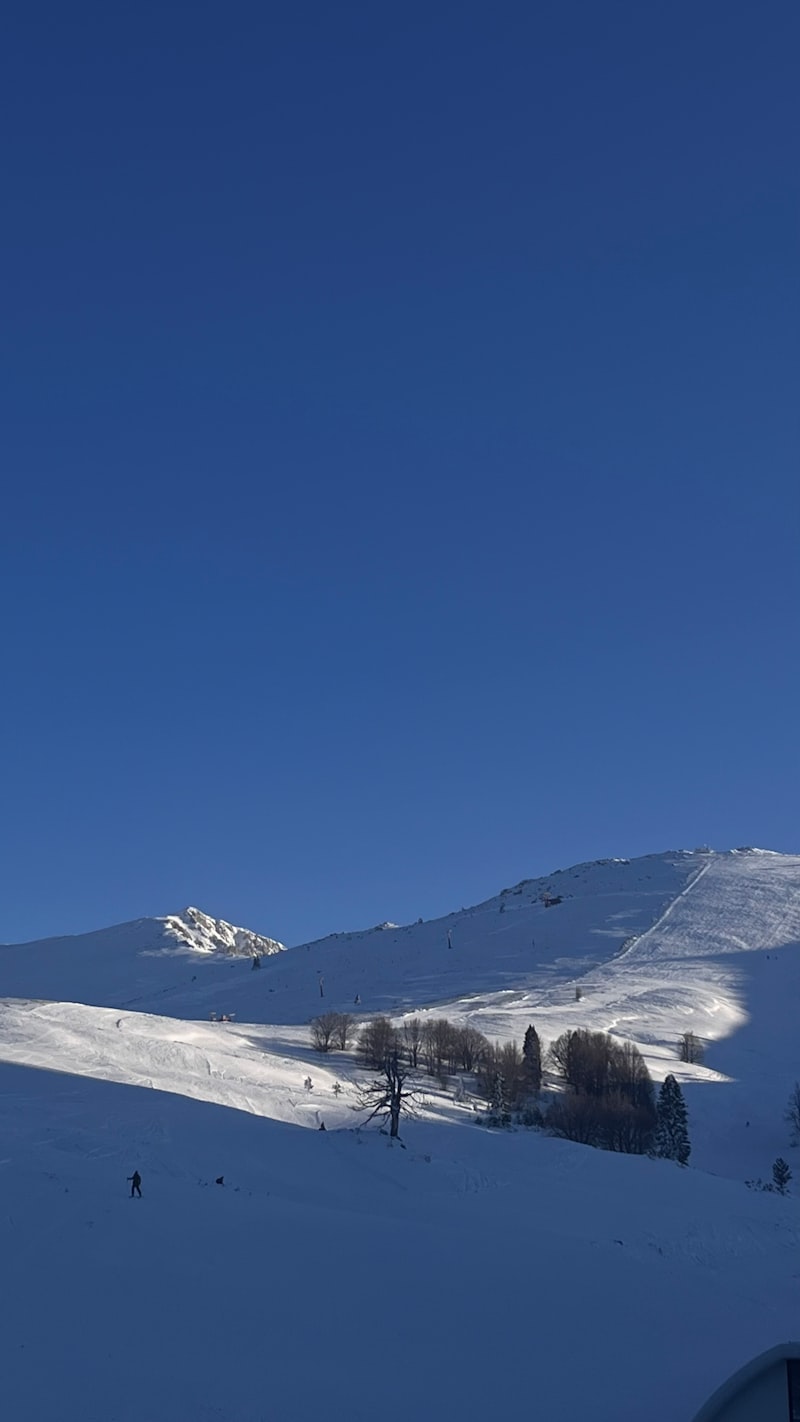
128,1170,142,1198
252,955,260,970
354,993,361,1006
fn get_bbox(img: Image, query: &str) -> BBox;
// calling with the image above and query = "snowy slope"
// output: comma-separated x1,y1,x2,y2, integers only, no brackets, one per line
3,850,800,1179
0,905,283,1009
85,850,710,1022
3,847,800,1421
1,1058,798,1422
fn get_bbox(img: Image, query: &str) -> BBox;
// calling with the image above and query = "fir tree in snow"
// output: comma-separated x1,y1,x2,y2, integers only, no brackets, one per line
489,1072,511,1126
655,1074,691,1165
772,1157,792,1195
522,1025,543,1093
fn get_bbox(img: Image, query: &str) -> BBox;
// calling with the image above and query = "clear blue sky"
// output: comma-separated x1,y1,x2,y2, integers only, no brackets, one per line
2,2,798,946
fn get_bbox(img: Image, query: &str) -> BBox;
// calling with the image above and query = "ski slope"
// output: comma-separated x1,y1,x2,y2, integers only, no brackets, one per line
2,847,800,1421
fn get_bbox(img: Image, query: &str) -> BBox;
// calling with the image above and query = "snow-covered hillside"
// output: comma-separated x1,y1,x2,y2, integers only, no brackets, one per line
2,847,800,1421
0,905,283,1008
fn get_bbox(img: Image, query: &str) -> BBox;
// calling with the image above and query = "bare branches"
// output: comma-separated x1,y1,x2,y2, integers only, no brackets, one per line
354,1050,423,1139
310,1011,357,1054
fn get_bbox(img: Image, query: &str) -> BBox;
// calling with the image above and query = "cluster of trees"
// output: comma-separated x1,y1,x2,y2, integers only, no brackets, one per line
312,1010,693,1164
355,1015,543,1104
310,1011,355,1052
747,1158,792,1196
545,1029,657,1153
357,1014,492,1077
544,1030,691,1160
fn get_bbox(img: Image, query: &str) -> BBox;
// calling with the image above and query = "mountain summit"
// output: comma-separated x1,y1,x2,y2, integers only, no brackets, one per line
0,905,283,1009
161,906,283,959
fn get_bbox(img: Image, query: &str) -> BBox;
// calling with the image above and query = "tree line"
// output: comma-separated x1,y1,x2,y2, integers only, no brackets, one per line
310,1010,690,1163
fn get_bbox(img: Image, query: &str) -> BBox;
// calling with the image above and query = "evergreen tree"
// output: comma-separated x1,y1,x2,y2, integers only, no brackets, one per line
522,1025,543,1093
490,1072,510,1126
772,1157,792,1195
655,1074,691,1165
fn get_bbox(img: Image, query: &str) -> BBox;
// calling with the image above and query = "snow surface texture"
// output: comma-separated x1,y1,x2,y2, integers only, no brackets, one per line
1,849,800,1421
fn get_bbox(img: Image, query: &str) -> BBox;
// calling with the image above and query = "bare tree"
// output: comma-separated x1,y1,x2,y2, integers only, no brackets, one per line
546,1093,602,1146
596,1093,656,1154
546,1091,655,1154
403,1017,424,1068
420,1018,458,1077
678,1031,705,1064
475,1041,526,1107
455,1025,490,1073
310,1012,341,1053
608,1039,656,1114
549,1029,613,1096
785,1082,800,1142
549,1029,654,1113
333,1012,355,1051
359,1016,399,1068
355,1050,421,1139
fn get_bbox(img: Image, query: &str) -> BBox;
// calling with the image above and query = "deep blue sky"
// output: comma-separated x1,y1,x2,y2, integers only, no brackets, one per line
2,2,798,946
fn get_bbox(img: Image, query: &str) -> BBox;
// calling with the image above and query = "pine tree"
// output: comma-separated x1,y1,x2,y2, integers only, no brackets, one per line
772,1157,792,1195
490,1072,510,1126
655,1074,691,1165
522,1025,543,1093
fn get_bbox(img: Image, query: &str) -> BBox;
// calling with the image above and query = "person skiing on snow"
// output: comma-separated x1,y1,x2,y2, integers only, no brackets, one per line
128,1170,142,1198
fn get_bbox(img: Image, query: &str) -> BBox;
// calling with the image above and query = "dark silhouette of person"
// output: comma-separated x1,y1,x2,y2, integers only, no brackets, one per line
128,1170,142,1198
215,1176,224,1185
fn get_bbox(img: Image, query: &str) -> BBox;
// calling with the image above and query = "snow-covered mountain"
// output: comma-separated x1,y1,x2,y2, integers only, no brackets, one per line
2,847,800,1422
0,905,283,1008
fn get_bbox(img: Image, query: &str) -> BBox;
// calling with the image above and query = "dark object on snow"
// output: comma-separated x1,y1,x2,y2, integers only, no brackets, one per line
252,955,260,970
354,993,361,1006
318,1122,326,1131
128,1171,142,1198
215,1176,224,1185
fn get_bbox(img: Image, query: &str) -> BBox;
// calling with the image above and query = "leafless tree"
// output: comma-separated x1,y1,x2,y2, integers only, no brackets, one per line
403,1017,424,1068
355,1050,421,1139
476,1041,527,1107
549,1029,612,1096
785,1082,800,1141
310,1012,341,1053
679,1031,705,1064
546,1091,654,1154
455,1025,490,1073
359,1016,399,1068
608,1039,656,1113
546,1093,602,1145
595,1094,656,1154
421,1018,456,1076
333,1012,355,1051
